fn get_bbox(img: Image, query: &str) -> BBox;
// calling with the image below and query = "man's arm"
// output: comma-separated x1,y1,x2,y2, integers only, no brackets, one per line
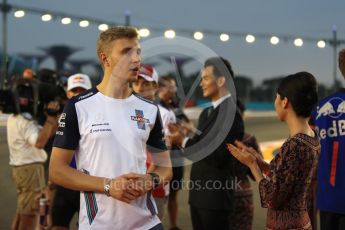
35,115,58,149
49,147,104,192
125,150,172,195
35,101,60,149
143,107,173,189
49,147,142,203
151,150,173,186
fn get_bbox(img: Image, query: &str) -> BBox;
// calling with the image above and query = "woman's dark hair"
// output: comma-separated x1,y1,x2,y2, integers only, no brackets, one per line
277,71,318,118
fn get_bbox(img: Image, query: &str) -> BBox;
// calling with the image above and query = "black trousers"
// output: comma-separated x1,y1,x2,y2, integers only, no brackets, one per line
320,211,345,230
190,205,232,230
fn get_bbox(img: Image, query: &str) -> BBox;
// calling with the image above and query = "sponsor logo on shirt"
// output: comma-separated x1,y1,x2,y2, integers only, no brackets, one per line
90,113,112,133
89,128,112,133
317,97,345,119
131,109,150,130
56,113,66,136
316,97,345,140
78,92,94,100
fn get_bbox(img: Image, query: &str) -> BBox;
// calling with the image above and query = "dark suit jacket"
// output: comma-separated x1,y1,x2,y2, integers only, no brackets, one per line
185,97,244,211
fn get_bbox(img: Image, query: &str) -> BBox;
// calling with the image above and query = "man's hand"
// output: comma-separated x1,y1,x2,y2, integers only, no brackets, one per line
124,173,154,195
109,173,153,203
180,120,195,136
45,101,61,117
167,123,185,146
109,174,141,203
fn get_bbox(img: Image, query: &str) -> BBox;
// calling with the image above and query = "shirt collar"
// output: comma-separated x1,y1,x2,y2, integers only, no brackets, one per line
212,94,231,109
21,112,33,120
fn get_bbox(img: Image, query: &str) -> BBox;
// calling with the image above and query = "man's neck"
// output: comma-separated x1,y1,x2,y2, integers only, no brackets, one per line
210,89,229,102
159,97,171,108
97,74,132,99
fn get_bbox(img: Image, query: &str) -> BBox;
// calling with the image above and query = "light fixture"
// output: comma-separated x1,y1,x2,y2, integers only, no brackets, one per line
41,14,52,22
79,20,89,28
138,28,150,37
193,31,203,40
220,33,229,42
61,17,71,25
245,34,255,43
317,40,326,48
98,24,109,31
294,38,303,47
14,10,25,18
164,30,176,39
270,36,279,45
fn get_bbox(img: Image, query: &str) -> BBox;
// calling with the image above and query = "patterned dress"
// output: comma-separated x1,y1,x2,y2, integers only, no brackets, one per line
229,133,261,230
259,133,320,230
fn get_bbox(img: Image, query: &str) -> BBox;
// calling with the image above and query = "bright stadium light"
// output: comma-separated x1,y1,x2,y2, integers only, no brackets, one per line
98,24,109,31
164,30,176,39
220,33,230,42
79,20,89,28
245,34,255,43
317,40,326,48
270,36,279,45
193,31,203,40
41,14,52,22
14,10,25,18
61,17,71,25
294,38,303,47
138,28,150,37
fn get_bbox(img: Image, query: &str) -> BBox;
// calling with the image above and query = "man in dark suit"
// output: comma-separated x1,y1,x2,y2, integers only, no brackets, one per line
168,57,244,230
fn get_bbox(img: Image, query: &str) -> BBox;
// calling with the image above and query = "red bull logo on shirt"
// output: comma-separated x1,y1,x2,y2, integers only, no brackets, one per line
131,109,150,130
316,97,345,140
316,97,345,119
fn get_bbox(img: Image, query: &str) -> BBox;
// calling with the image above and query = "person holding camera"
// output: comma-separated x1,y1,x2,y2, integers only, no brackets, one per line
7,79,60,230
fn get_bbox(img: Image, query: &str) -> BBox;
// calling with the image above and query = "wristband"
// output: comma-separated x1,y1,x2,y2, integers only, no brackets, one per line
104,178,112,196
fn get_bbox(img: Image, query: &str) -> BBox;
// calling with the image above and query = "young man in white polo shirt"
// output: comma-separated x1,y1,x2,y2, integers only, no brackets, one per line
49,26,172,230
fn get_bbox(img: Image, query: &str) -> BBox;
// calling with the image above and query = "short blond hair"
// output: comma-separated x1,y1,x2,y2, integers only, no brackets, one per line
339,49,345,78
96,26,138,64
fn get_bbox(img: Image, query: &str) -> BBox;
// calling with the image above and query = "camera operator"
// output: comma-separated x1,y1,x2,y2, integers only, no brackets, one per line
7,79,60,230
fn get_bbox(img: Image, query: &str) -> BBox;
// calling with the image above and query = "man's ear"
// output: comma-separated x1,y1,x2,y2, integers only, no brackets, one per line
282,97,289,109
100,53,110,67
216,76,226,88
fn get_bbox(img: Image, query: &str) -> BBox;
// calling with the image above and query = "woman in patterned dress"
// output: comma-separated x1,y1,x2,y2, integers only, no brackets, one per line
227,72,320,230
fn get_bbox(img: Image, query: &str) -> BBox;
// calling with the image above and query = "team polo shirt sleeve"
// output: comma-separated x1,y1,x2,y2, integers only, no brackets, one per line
146,109,167,153
53,98,80,150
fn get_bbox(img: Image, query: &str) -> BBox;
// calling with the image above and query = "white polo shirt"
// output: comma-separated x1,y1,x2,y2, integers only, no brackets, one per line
53,88,167,230
158,104,176,136
156,104,176,196
7,113,47,166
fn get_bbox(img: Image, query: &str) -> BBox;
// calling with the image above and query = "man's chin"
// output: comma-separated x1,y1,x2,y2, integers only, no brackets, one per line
202,91,209,98
128,74,138,83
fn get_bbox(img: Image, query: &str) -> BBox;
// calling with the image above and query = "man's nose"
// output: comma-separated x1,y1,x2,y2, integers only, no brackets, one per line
132,50,141,63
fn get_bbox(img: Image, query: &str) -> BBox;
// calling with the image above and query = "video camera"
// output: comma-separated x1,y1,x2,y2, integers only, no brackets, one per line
0,68,67,119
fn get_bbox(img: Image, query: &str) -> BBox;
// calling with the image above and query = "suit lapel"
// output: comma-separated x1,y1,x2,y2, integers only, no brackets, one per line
197,105,219,132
